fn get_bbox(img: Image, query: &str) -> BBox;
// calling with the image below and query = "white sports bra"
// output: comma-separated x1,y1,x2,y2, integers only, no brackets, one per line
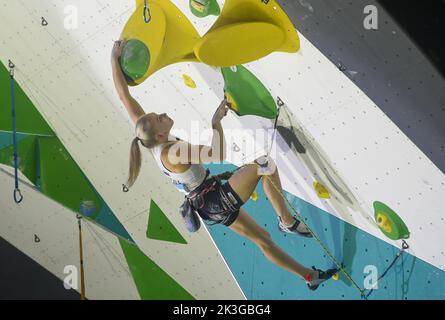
150,137,207,194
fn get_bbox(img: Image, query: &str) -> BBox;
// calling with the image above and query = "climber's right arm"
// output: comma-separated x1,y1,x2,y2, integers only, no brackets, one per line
111,40,145,125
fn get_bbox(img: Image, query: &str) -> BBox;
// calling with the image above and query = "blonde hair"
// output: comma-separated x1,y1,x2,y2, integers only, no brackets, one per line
126,116,157,188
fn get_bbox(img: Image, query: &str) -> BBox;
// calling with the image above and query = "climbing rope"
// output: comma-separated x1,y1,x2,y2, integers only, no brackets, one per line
143,0,152,23
262,96,367,295
260,96,409,299
266,164,411,299
83,221,134,277
266,97,282,158
77,215,86,300
263,173,367,298
9,60,23,204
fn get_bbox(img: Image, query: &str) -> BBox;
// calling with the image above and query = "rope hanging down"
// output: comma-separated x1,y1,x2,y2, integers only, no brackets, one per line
264,173,367,297
9,60,23,204
364,240,409,299
266,97,283,158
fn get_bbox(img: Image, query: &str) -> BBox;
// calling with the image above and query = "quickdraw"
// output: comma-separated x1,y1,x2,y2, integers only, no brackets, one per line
9,60,23,204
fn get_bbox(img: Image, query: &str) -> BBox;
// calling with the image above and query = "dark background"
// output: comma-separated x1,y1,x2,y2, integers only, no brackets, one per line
378,0,445,78
0,237,80,300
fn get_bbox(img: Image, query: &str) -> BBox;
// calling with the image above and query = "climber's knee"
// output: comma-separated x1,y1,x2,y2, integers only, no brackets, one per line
254,155,277,176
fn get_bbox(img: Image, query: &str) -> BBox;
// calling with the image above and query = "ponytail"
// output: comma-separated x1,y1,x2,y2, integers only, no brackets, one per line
127,137,142,188
126,115,158,188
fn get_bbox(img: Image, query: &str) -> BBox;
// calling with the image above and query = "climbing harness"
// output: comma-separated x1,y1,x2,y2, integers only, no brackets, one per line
9,60,23,204
181,169,240,231
187,171,231,219
143,0,151,23
179,169,212,232
77,214,86,300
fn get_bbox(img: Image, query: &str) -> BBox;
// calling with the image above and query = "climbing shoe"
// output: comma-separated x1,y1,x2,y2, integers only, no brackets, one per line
305,267,338,291
278,215,313,238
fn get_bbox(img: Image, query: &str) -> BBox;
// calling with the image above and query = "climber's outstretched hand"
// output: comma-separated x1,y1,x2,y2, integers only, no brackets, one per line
111,40,126,61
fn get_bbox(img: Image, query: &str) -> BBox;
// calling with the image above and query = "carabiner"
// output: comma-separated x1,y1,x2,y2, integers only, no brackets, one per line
14,188,23,204
143,0,151,23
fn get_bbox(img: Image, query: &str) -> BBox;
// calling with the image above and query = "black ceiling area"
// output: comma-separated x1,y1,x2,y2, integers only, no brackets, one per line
378,0,445,78
0,237,80,300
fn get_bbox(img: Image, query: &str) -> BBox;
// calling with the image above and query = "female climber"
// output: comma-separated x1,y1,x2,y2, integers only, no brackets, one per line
111,40,337,291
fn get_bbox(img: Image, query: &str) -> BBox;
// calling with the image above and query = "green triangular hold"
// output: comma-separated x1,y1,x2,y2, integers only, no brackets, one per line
119,239,194,300
38,136,102,219
222,65,278,119
0,62,54,136
147,200,187,244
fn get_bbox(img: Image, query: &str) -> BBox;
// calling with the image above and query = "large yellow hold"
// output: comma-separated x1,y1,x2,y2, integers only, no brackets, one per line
195,0,300,66
121,0,300,84
121,0,200,85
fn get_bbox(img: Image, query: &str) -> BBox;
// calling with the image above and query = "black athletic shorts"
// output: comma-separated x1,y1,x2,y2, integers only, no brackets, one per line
191,178,244,227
